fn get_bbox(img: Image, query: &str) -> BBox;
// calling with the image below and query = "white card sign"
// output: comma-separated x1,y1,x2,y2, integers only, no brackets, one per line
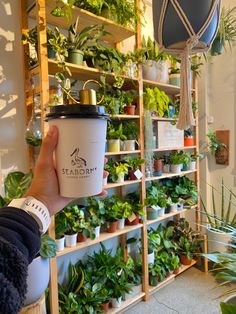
134,169,143,180
157,121,184,149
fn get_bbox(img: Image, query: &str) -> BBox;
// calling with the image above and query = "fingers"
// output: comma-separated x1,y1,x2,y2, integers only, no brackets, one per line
103,171,109,179
97,189,107,196
37,125,58,167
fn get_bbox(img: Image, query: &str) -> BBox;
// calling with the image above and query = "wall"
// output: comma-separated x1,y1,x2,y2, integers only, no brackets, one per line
0,0,28,193
199,0,236,219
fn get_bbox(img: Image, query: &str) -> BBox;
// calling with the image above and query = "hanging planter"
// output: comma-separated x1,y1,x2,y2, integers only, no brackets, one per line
153,0,221,129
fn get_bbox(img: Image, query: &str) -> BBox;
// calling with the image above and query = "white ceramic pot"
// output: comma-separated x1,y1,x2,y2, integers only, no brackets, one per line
170,203,178,212
171,164,183,173
207,225,234,253
163,164,170,173
65,233,78,247
117,218,125,230
190,161,196,170
126,63,137,78
116,173,125,183
158,207,165,216
24,256,50,306
156,60,169,83
94,226,101,238
103,176,108,186
142,60,158,81
148,251,155,264
124,284,142,300
112,297,122,308
123,140,136,151
56,236,65,251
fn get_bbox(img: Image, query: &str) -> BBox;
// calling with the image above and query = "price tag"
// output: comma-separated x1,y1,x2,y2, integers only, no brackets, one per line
128,213,137,222
134,169,143,179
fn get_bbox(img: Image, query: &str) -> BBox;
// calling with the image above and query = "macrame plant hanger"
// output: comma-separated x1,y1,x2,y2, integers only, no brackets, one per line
158,0,221,130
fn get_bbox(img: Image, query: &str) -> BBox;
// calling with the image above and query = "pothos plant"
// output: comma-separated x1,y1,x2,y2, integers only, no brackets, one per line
143,87,170,117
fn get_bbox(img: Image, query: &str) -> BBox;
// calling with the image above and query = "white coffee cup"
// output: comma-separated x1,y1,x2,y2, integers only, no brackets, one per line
46,105,108,198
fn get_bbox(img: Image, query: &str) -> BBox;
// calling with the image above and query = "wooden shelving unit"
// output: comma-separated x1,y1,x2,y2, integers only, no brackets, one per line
21,1,200,313
153,146,196,152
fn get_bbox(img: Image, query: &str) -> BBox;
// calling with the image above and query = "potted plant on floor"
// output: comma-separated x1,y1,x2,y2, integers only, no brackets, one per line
107,123,127,152
122,121,138,151
184,127,195,146
201,179,236,253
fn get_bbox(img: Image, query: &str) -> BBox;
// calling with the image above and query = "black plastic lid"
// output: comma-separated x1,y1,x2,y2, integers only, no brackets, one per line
46,104,109,121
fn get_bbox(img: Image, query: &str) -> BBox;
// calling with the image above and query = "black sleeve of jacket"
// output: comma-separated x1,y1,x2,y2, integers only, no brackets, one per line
0,207,41,314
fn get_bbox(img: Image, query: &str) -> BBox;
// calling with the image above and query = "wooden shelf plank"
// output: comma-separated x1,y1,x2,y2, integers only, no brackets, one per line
107,292,145,314
175,260,197,276
143,79,180,95
145,170,197,182
29,1,135,43
152,116,177,122
57,224,143,257
105,150,141,156
111,114,140,119
153,146,196,152
48,60,138,89
146,208,187,226
105,179,142,189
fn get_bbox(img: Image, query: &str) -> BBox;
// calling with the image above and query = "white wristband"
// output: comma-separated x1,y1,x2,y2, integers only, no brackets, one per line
9,197,51,234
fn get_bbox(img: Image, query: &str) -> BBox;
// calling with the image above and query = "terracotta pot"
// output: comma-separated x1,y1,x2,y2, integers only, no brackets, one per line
215,147,228,165
153,159,163,176
180,255,192,265
124,105,136,115
125,214,140,226
149,275,159,286
100,302,110,312
173,267,180,275
77,232,88,243
106,221,118,233
184,137,194,146
128,169,137,180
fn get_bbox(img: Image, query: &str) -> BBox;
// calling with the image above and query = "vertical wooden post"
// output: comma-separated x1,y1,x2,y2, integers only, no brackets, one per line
136,0,149,302
203,234,209,273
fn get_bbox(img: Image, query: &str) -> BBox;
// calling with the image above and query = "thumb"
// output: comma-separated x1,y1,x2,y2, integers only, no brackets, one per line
38,125,58,166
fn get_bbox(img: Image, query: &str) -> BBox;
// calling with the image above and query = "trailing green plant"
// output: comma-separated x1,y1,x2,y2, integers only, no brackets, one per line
201,179,236,230
190,55,203,77
145,183,171,208
143,87,169,117
191,153,204,161
122,156,145,171
211,6,236,56
56,205,81,235
51,0,75,21
206,129,227,154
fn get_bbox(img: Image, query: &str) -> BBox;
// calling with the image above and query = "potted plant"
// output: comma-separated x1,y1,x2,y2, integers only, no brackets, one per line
122,156,145,180
123,91,136,115
148,262,166,286
181,151,191,171
201,179,236,253
170,254,181,275
170,152,185,173
103,196,120,233
66,17,107,65
141,36,159,81
87,215,102,238
156,51,170,84
107,122,127,152
25,235,57,306
190,153,204,170
114,161,129,183
210,6,236,56
112,198,133,230
122,121,138,151
177,236,196,265
55,212,67,251
153,154,163,176
206,129,227,164
125,193,144,226
145,184,160,220
61,205,81,247
143,87,169,117
184,127,195,146
169,56,181,86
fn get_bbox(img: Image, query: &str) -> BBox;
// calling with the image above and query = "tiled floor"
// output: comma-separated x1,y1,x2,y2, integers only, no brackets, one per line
125,267,232,314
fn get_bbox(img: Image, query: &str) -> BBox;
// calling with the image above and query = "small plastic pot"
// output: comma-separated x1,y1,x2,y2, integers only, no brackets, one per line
77,232,88,243
106,221,118,233
125,214,140,226
184,137,194,146
180,255,192,265
124,105,136,115
147,207,159,220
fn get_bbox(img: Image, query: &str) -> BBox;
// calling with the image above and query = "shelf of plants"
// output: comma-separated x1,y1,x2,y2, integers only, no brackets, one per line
29,1,136,43
57,223,143,257
104,179,142,189
145,170,197,182
105,150,141,156
21,0,201,313
48,59,138,89
153,146,196,152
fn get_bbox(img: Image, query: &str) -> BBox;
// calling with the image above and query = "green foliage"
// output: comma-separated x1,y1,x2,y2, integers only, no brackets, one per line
3,171,32,204
169,152,185,165
207,129,227,154
122,156,145,170
123,121,138,140
145,183,171,208
39,234,57,258
201,179,236,230
143,87,169,116
220,302,236,314
107,122,127,140
51,0,75,21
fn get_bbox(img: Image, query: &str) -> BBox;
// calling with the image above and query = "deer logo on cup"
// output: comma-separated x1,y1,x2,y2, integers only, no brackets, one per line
70,148,87,168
